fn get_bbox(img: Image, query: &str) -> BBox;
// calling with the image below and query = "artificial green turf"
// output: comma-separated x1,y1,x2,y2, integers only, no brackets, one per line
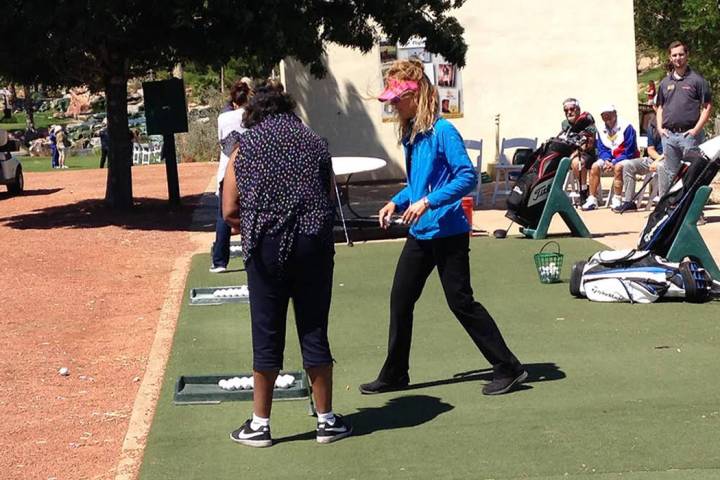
139,237,720,480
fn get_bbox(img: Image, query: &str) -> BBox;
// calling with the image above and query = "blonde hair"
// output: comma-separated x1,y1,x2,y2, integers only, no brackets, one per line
384,59,438,144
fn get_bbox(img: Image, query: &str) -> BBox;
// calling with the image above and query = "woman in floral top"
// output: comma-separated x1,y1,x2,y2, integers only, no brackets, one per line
222,83,351,447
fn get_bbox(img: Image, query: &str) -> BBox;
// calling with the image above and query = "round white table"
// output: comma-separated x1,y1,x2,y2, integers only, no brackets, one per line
331,156,387,176
330,156,388,246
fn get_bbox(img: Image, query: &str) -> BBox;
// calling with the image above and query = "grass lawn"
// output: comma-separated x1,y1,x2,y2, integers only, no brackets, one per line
139,237,720,480
0,111,70,131
18,153,102,172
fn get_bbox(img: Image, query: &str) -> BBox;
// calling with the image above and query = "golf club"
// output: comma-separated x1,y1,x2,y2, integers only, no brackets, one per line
493,220,514,239
624,171,657,213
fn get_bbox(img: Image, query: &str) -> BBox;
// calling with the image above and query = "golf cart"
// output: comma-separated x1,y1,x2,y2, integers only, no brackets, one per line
0,128,23,195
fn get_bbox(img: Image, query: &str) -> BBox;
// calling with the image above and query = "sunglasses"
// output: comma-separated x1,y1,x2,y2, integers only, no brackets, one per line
390,91,415,105
564,107,577,113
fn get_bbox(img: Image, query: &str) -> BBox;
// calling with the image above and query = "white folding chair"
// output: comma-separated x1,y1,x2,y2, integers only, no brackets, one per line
491,137,537,206
141,143,151,165
463,138,483,205
132,143,142,165
150,141,163,163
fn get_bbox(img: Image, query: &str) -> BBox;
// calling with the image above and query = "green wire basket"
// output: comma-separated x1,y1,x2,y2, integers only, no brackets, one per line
533,241,563,284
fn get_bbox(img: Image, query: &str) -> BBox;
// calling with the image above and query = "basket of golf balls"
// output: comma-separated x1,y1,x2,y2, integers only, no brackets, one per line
533,241,563,284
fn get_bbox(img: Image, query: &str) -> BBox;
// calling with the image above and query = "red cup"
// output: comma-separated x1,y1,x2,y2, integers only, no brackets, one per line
461,196,474,232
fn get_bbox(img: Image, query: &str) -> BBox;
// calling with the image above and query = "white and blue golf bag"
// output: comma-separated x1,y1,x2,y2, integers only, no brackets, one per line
569,249,717,304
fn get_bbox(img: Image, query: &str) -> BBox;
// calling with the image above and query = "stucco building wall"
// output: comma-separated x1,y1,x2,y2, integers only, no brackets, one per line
281,0,638,181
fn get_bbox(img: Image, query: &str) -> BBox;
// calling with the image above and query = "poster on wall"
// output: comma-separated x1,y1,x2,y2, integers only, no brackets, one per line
379,36,463,121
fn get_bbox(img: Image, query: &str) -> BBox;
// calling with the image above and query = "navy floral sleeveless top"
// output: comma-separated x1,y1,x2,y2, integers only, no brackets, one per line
222,113,335,266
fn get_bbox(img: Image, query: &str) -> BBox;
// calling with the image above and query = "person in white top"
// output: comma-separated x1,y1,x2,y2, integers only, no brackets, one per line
211,79,252,273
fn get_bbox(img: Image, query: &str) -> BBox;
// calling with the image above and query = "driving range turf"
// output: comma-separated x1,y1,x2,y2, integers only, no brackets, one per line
139,237,720,479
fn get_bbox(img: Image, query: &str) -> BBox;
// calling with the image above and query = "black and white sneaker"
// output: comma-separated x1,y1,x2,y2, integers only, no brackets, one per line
316,415,352,444
230,419,272,447
482,370,528,396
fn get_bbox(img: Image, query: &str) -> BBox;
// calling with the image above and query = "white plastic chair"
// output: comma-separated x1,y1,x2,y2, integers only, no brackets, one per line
132,143,142,165
463,138,483,205
140,143,151,165
150,141,163,163
491,137,537,206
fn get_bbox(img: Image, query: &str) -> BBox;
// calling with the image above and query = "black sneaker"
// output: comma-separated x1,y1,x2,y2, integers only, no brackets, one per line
230,419,272,447
482,370,528,396
579,189,588,205
316,414,352,444
358,374,410,395
613,201,637,213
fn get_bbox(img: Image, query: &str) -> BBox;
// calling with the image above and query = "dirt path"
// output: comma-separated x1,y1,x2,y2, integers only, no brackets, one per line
0,162,215,480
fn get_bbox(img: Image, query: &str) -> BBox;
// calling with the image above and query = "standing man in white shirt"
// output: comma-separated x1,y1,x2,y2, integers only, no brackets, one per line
210,79,252,273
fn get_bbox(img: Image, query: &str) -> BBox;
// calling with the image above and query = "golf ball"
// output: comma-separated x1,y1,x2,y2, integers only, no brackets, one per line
58,367,69,376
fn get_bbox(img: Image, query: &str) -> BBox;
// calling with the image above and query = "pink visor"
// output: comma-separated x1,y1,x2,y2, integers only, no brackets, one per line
378,79,419,102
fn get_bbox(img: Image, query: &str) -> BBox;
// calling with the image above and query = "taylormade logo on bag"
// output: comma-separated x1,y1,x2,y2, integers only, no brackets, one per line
588,284,627,302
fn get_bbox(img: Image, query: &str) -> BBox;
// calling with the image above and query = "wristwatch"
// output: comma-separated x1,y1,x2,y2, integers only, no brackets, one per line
422,197,430,208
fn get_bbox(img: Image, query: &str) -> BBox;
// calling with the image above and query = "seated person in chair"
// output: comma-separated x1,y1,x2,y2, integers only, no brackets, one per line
563,98,598,205
614,116,664,213
581,105,639,211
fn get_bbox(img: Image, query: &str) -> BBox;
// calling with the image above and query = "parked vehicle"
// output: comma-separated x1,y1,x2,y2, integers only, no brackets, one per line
0,128,23,195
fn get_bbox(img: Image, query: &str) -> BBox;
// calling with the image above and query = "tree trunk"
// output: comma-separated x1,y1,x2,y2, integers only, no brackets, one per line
22,84,35,131
104,54,133,209
8,83,16,107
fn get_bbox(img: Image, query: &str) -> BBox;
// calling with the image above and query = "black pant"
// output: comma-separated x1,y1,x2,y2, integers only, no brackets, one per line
378,233,521,381
246,233,335,370
99,148,108,168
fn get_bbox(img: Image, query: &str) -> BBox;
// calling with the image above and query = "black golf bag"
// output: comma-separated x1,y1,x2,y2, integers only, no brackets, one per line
569,249,716,303
638,142,720,256
505,113,594,229
504,135,584,228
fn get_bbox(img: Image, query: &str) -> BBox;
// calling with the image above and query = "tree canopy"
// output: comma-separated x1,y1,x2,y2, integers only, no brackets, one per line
0,1,468,208
635,0,720,102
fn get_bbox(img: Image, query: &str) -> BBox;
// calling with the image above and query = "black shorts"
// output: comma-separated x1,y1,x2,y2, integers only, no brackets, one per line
245,233,335,370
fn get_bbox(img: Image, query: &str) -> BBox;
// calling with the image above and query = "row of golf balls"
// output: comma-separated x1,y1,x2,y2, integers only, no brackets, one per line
212,287,249,298
218,374,296,390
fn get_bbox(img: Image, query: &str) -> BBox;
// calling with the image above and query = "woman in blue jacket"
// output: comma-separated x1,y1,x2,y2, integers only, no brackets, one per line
359,59,526,396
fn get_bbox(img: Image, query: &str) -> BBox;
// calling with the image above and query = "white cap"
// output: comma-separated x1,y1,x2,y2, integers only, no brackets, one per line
599,104,616,114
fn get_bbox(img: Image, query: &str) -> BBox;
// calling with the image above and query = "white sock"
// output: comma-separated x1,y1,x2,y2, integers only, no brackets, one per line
317,411,336,425
251,414,269,430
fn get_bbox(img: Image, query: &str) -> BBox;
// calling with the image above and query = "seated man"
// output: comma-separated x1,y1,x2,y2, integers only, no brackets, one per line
614,115,664,212
563,98,598,204
581,105,640,211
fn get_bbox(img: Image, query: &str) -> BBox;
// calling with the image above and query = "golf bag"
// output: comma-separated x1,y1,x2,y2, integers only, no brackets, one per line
569,249,716,303
638,136,720,256
505,113,594,229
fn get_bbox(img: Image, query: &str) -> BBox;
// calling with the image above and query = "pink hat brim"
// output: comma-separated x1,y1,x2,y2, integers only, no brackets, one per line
378,79,419,102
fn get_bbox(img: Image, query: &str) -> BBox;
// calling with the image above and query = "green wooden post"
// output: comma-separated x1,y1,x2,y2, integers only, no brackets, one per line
520,157,591,239
666,186,720,279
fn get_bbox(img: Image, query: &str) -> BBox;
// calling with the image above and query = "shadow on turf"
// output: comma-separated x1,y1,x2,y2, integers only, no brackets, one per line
274,395,454,444
393,362,565,394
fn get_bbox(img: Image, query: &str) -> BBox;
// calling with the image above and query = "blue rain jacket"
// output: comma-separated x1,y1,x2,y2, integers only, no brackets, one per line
391,117,477,239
